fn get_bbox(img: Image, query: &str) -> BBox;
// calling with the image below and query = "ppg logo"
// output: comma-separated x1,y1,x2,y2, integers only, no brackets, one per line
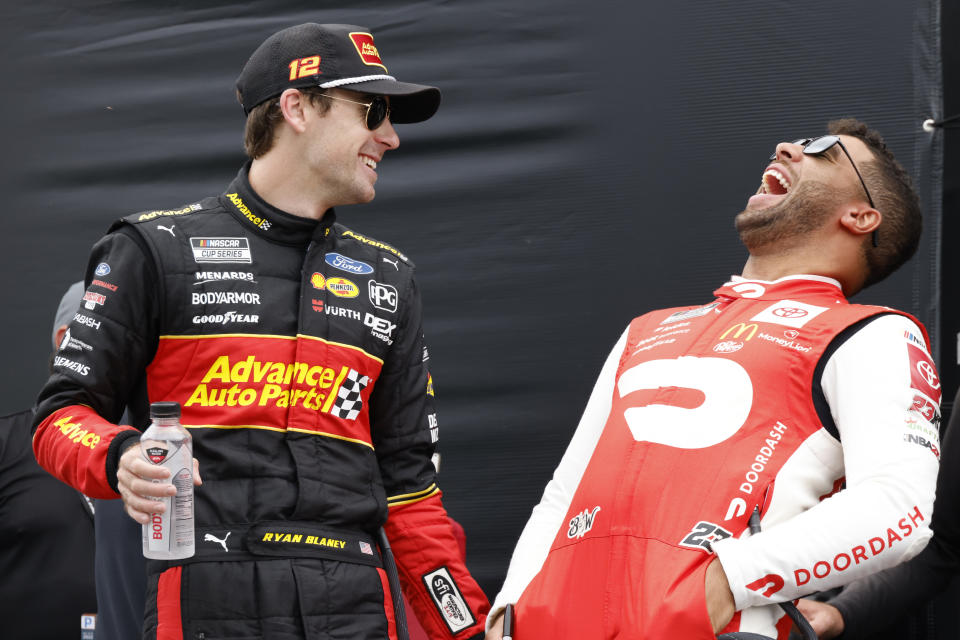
368,280,398,313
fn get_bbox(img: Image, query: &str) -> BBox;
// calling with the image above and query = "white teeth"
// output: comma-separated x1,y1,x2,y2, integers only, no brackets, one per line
763,169,790,192
361,156,377,170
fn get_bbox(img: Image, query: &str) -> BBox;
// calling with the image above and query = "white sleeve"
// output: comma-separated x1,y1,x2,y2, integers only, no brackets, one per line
714,314,940,609
486,327,628,629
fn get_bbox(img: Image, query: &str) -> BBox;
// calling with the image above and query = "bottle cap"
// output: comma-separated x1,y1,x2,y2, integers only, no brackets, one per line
150,401,181,419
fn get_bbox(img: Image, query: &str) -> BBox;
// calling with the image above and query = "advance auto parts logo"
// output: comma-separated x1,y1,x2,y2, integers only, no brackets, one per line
184,355,370,420
348,32,387,71
225,193,271,231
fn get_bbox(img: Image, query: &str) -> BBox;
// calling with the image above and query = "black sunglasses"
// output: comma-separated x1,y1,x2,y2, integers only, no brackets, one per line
322,93,391,130
771,136,878,247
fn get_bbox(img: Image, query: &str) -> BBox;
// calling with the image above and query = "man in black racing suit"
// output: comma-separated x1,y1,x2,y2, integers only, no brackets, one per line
33,23,489,640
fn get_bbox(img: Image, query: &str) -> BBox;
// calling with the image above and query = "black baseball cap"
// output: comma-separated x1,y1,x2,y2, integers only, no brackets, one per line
236,23,441,123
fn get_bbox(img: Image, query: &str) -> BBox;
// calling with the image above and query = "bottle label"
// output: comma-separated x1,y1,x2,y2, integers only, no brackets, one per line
142,433,194,557
145,446,168,464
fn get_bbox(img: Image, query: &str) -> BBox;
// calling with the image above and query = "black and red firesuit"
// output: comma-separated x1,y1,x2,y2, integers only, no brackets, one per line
33,163,489,639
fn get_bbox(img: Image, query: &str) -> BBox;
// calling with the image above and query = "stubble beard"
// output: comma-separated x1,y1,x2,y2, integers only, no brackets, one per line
735,179,837,253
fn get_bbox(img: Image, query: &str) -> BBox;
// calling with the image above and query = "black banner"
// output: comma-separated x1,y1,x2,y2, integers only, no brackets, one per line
0,1,944,623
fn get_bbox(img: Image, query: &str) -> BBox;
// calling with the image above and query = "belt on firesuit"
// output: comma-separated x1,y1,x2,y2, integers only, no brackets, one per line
146,521,383,574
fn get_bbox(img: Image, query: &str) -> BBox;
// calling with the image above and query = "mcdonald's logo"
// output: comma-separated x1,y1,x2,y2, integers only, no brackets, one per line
720,323,758,341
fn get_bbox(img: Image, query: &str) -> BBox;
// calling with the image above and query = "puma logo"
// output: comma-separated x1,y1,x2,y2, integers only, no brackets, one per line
203,531,231,552
382,257,399,270
157,225,176,237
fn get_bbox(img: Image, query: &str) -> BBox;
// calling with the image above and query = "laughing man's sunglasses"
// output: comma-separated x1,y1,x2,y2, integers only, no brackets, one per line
322,93,391,130
771,136,878,247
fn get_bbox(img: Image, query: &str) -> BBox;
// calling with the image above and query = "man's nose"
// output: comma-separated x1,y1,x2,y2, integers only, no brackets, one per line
771,141,804,163
376,117,400,150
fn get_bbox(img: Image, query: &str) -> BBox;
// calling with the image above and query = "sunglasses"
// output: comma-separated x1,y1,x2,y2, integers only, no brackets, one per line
322,93,391,130
770,135,878,247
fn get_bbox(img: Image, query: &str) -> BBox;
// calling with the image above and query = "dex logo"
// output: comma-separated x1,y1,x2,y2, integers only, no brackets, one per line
368,280,398,313
364,313,396,338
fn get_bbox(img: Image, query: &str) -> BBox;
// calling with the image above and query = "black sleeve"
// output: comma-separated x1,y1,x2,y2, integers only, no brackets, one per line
830,386,960,639
34,224,160,427
369,272,438,500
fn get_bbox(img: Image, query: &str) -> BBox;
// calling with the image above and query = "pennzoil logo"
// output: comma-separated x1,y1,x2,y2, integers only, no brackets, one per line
327,277,359,298
348,32,387,71
225,193,271,231
184,355,370,420
720,323,759,341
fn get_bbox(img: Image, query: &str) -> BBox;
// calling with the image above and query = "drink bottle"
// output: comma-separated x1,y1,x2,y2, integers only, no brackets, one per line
141,401,195,559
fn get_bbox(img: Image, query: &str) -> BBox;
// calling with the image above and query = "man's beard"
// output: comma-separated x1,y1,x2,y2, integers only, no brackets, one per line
735,179,838,252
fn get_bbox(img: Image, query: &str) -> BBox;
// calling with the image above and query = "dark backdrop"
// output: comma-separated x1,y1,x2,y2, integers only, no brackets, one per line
0,1,951,636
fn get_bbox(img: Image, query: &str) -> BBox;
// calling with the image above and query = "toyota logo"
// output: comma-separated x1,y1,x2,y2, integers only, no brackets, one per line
917,361,941,390
772,307,808,318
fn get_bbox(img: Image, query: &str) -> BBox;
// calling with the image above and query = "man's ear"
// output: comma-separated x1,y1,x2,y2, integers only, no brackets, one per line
54,325,68,349
839,205,881,240
277,88,310,133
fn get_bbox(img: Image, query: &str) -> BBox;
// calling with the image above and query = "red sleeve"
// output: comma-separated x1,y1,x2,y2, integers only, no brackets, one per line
33,404,140,498
384,492,489,639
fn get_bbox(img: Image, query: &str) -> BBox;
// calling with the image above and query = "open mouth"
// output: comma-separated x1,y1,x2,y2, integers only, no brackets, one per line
360,155,378,170
758,168,790,195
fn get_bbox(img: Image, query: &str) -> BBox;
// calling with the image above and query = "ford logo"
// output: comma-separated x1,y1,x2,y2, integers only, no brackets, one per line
325,252,374,275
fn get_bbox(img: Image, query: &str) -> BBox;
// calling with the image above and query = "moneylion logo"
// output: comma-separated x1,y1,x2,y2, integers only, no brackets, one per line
720,323,758,341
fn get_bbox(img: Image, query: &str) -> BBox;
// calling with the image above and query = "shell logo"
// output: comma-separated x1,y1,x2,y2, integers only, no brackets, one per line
310,273,326,290
327,277,359,298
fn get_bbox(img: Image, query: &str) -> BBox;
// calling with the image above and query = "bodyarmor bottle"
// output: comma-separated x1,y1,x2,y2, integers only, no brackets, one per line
141,401,195,559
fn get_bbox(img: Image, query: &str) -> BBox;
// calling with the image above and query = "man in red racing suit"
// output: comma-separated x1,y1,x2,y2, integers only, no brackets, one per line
33,23,488,640
485,121,940,640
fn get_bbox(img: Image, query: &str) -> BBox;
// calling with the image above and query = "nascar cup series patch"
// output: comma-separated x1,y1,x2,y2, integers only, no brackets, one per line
421,567,475,633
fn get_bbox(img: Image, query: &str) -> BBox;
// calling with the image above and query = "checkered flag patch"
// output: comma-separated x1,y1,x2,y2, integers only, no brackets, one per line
330,368,370,420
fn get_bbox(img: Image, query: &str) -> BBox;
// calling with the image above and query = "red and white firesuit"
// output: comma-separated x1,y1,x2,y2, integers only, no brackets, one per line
491,275,941,639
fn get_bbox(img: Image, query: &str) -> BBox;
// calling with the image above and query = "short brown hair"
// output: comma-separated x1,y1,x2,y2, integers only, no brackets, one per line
239,87,332,159
827,118,922,288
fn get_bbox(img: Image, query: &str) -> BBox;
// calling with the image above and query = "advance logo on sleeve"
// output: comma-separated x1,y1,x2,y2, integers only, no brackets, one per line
421,566,476,633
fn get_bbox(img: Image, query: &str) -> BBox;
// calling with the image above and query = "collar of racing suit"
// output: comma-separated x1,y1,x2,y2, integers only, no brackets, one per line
714,274,847,304
219,161,337,246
